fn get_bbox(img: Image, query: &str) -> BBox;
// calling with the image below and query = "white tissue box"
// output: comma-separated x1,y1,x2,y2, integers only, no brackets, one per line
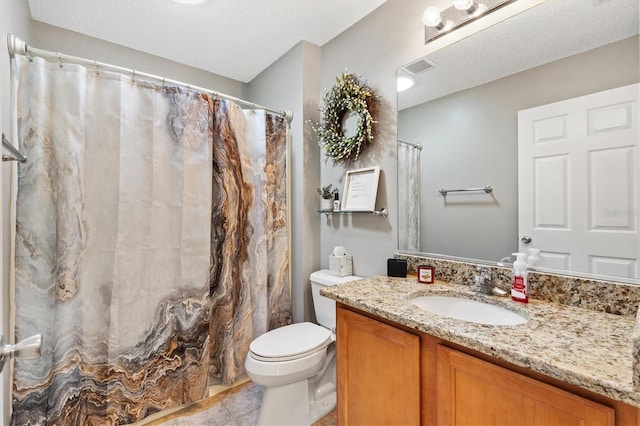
329,254,352,277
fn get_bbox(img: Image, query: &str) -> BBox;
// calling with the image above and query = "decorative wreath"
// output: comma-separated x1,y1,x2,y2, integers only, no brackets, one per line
311,72,380,164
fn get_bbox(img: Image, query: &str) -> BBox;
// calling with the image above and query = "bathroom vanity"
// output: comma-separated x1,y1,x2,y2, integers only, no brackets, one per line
322,276,640,425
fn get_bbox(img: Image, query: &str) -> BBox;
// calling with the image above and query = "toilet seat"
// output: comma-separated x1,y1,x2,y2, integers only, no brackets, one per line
249,322,332,362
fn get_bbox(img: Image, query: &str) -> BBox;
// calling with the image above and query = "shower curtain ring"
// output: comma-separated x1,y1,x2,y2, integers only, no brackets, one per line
162,77,166,88
132,69,136,83
57,52,63,67
95,61,100,75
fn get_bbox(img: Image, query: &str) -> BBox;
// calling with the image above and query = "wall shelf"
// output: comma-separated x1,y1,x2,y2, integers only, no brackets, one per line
317,208,388,218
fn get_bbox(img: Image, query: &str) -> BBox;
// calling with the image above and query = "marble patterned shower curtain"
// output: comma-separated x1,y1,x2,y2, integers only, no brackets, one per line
11,55,290,425
206,102,290,385
398,142,421,252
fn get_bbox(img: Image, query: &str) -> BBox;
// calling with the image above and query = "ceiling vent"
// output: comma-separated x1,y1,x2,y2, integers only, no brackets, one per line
401,58,435,75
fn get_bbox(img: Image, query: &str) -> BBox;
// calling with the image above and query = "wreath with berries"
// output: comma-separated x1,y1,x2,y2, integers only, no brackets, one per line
311,72,379,164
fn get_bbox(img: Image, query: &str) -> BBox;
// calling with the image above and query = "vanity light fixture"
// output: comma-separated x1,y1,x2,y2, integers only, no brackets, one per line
424,0,513,44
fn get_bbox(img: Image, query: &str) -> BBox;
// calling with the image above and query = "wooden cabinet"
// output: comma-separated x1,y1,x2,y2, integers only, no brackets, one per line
437,345,614,425
336,306,420,425
337,304,639,426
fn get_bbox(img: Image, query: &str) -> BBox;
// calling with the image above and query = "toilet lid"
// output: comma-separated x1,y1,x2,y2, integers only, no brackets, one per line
249,322,332,361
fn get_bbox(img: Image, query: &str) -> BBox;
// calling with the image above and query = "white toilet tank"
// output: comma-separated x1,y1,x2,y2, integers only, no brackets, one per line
310,270,361,331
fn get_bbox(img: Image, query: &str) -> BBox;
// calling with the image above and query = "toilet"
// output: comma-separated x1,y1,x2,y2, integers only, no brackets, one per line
245,269,361,426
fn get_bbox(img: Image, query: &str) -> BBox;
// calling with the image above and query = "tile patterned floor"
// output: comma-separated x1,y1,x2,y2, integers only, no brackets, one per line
146,382,337,426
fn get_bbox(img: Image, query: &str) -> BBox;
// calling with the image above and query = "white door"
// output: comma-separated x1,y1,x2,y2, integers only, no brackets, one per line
518,83,639,280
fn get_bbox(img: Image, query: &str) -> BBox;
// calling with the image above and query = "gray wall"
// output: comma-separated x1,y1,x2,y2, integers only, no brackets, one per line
246,41,322,323
318,0,440,276
398,36,640,262
316,0,408,276
246,0,428,312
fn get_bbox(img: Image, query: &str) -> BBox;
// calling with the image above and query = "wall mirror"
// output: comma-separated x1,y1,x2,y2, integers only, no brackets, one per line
397,0,640,284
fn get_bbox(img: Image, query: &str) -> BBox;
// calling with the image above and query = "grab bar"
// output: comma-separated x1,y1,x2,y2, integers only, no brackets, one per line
2,133,26,163
439,185,492,196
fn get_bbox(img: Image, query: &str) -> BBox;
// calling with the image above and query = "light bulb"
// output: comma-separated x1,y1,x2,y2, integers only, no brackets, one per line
423,7,443,28
454,0,481,14
453,0,475,11
397,75,415,92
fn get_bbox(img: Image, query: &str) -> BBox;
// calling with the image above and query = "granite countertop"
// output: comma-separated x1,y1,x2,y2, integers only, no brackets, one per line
321,276,640,408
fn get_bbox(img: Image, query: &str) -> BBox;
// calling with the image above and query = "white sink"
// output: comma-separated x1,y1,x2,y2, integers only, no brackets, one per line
410,295,528,326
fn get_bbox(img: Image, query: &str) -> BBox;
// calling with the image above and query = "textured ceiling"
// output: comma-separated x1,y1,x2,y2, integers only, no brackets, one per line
27,0,387,83
398,0,640,110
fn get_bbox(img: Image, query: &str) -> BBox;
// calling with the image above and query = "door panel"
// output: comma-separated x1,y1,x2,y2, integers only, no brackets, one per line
534,155,569,228
539,251,571,270
589,146,635,231
588,101,634,134
590,255,636,277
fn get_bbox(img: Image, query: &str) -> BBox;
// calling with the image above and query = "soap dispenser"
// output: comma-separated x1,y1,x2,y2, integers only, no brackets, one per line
527,248,541,269
511,252,528,303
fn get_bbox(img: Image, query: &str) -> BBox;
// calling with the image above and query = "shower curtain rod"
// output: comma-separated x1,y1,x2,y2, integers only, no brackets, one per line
398,139,423,150
7,34,293,124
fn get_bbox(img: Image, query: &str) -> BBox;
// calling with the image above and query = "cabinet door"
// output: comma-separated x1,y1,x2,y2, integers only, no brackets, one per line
337,306,420,425
437,345,614,425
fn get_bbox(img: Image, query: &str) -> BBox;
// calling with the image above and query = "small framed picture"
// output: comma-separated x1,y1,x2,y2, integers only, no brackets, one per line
417,265,435,284
342,166,381,212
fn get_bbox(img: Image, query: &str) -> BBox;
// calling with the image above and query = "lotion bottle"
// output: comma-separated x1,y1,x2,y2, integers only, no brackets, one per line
333,189,341,212
511,252,528,303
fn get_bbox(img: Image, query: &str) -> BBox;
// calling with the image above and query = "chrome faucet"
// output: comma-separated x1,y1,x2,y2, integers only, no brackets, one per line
471,266,507,296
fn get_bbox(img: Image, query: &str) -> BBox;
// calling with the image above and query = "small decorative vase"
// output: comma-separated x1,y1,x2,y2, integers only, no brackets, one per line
321,198,333,211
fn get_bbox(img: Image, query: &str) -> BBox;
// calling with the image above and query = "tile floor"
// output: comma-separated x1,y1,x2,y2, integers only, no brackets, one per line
145,382,337,426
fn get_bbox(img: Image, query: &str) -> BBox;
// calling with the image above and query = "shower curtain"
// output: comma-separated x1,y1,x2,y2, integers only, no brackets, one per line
11,55,290,425
398,142,421,252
